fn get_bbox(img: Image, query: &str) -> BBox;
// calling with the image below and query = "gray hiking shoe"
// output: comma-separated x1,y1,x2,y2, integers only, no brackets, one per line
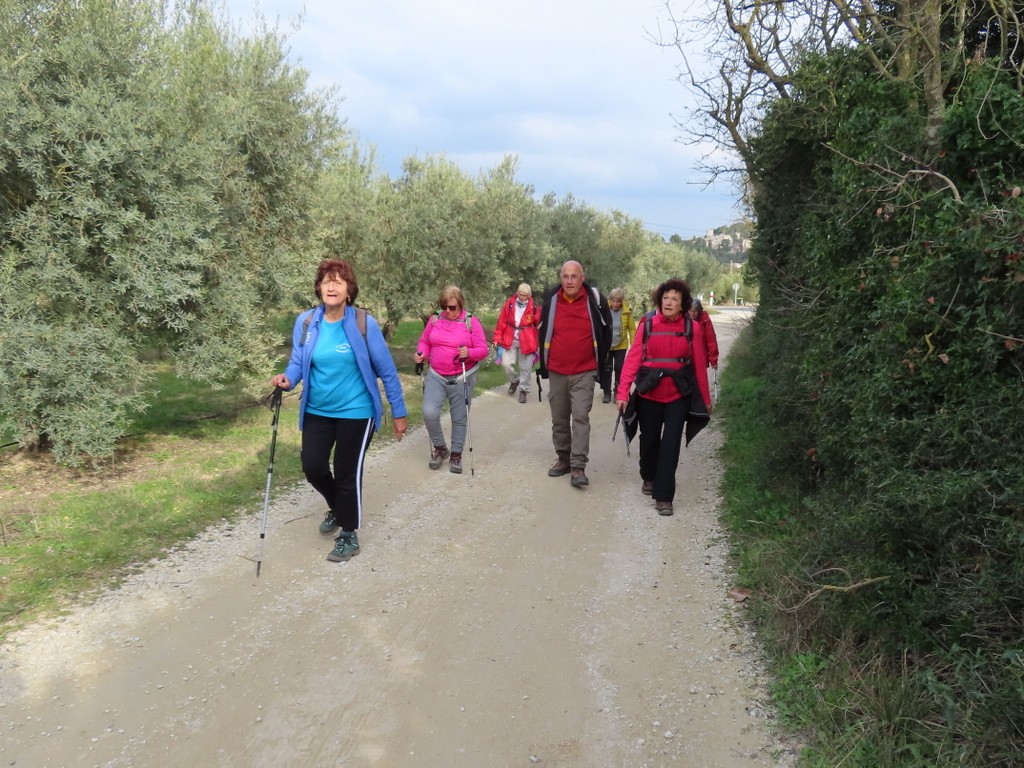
327,531,360,562
429,445,450,470
449,452,462,474
318,510,339,535
548,459,571,477
570,467,589,487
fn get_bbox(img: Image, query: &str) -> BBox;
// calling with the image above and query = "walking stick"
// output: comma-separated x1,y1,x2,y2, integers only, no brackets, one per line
612,408,632,456
713,368,719,405
256,387,283,578
536,370,543,402
461,359,475,476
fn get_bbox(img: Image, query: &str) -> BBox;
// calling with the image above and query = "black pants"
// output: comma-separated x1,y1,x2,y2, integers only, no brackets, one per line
636,396,688,503
301,414,375,531
611,349,627,395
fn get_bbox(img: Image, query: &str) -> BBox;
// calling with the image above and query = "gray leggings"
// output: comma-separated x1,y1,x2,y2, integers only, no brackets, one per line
422,367,476,452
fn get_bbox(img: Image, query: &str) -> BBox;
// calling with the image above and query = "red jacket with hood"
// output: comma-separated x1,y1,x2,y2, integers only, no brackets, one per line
493,294,541,355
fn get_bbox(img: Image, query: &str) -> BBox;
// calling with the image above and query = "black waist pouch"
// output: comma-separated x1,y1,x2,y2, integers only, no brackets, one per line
634,366,665,394
669,365,695,397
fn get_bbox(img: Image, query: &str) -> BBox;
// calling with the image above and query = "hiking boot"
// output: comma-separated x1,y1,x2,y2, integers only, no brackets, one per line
327,531,360,562
508,381,518,396
318,510,339,535
547,459,571,477
428,444,450,470
641,480,654,496
518,389,528,404
655,500,674,516
449,452,463,474
602,391,612,403
570,467,589,487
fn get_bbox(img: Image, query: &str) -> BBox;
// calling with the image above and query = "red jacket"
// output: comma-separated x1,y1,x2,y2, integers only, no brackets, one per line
493,294,541,355
616,311,712,409
696,311,719,368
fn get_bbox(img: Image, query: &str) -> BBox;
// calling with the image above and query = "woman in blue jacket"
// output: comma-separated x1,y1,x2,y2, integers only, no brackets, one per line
271,258,407,562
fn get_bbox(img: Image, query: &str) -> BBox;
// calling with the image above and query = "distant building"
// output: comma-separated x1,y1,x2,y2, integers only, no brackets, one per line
702,229,751,254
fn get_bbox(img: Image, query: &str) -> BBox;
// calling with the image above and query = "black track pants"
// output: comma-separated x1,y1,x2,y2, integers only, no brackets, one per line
301,414,375,531
636,396,687,503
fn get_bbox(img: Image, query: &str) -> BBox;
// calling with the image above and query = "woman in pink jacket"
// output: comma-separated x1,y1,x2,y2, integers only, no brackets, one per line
413,286,489,474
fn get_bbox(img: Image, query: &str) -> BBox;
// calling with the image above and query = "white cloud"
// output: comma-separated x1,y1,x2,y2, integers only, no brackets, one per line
227,0,743,236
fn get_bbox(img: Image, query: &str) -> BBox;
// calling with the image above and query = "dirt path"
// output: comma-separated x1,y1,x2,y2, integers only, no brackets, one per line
0,309,794,768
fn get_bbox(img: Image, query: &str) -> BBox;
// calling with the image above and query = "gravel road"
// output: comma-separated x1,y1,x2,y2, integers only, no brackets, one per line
0,307,797,768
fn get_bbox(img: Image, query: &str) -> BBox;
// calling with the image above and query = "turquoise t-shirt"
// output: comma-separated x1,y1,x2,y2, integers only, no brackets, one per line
305,318,374,419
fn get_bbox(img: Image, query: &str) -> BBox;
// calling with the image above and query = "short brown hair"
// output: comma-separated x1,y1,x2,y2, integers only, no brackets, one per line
314,258,359,304
438,285,465,310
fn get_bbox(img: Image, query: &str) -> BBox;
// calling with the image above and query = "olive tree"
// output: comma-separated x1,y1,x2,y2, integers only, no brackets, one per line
0,0,337,464
468,156,554,307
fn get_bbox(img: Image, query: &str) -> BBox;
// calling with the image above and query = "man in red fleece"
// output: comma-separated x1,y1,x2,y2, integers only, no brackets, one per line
537,260,612,488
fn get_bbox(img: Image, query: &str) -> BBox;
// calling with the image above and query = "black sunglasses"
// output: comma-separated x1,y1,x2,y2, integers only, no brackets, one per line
441,304,459,311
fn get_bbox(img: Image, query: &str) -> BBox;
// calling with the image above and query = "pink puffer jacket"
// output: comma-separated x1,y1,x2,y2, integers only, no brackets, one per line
416,311,489,377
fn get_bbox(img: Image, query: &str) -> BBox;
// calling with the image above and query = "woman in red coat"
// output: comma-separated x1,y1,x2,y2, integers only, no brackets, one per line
493,283,541,403
616,279,712,516
689,299,719,370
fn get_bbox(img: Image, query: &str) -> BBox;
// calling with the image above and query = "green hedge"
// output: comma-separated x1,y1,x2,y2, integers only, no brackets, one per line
740,51,1024,765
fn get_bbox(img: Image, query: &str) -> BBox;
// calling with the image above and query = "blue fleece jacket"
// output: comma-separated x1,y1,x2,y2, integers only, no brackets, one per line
282,304,407,431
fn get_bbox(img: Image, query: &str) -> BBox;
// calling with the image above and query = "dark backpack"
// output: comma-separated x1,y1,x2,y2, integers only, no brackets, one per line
300,306,368,347
430,308,474,330
633,314,694,394
640,313,692,364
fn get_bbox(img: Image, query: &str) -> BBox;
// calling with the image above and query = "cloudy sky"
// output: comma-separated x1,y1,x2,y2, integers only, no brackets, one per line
226,0,742,238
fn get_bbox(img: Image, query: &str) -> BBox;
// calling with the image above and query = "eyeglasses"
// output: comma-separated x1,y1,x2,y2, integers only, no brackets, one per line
442,304,459,311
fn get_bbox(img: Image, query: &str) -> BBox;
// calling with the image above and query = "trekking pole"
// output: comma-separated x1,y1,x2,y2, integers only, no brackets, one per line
714,368,719,405
461,359,475,476
612,409,632,456
535,370,543,402
256,387,283,578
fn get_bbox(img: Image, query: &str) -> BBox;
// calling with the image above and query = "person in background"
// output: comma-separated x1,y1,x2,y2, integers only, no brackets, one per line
537,260,612,488
493,283,541,404
688,298,719,371
615,279,711,516
270,258,408,562
606,287,636,403
413,286,489,474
